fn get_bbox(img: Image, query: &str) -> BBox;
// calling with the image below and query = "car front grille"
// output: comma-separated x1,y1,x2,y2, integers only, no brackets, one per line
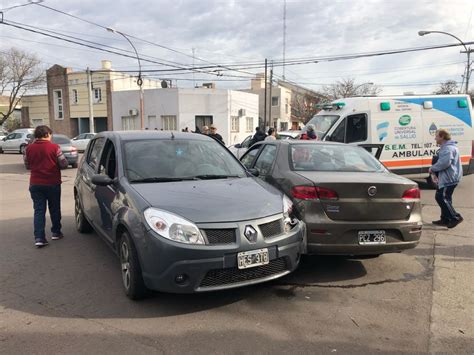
202,229,236,245
199,257,288,288
259,219,283,239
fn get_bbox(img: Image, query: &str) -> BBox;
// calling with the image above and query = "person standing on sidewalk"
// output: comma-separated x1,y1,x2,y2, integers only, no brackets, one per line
24,125,68,247
429,128,463,229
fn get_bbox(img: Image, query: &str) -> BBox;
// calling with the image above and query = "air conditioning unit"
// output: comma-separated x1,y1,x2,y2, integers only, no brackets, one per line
238,109,246,117
129,109,138,116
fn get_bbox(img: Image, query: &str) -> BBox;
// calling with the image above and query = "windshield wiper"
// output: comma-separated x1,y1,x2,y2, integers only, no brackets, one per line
192,174,240,180
130,177,197,183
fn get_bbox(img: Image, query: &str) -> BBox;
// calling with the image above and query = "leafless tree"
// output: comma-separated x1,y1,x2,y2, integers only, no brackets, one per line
0,48,44,126
321,78,381,100
292,93,323,124
433,80,459,95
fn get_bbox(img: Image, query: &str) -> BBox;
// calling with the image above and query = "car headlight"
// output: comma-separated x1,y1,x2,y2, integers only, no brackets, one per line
143,208,205,245
282,195,297,233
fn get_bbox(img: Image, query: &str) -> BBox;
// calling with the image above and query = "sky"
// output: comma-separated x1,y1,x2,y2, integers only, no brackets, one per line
0,0,473,95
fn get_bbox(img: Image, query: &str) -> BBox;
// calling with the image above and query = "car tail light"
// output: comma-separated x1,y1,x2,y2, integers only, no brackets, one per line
291,186,338,200
402,187,420,200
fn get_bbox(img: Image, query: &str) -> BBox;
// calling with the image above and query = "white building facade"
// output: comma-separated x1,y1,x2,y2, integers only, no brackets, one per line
112,88,259,146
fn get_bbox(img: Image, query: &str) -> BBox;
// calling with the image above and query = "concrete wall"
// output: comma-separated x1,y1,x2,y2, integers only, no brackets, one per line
21,95,49,127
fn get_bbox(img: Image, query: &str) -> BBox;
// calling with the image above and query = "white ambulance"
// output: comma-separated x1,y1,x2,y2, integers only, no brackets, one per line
307,95,474,183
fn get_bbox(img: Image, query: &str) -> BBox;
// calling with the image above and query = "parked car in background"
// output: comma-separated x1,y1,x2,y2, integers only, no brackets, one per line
227,135,252,159
240,140,422,256
72,133,96,152
23,134,78,168
0,128,34,154
278,131,301,140
74,131,305,299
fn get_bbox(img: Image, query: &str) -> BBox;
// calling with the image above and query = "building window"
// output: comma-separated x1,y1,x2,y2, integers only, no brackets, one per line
231,116,239,132
122,116,139,131
162,115,177,130
285,98,289,114
53,89,63,120
272,96,279,106
246,117,253,132
94,88,102,103
72,89,78,104
280,122,288,131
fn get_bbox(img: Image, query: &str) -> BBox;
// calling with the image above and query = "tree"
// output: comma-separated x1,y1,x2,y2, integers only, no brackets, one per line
292,93,323,124
321,78,381,100
0,48,44,126
433,80,459,94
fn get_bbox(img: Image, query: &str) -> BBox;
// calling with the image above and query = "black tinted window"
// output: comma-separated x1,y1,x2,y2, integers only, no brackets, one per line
87,137,106,170
98,140,116,179
254,145,277,175
241,146,260,169
346,114,367,143
331,119,346,143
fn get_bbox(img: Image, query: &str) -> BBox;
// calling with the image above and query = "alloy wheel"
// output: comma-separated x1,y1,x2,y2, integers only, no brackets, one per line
120,241,131,291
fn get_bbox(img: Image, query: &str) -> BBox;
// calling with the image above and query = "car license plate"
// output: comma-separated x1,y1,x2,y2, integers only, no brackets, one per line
358,230,386,245
237,248,269,269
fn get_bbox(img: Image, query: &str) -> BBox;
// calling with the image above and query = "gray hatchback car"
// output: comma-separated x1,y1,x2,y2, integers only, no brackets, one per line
241,140,422,256
74,131,305,299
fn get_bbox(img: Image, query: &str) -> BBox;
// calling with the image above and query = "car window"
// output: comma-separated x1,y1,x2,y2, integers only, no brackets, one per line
6,134,15,140
290,144,386,172
241,136,252,148
77,134,86,139
330,119,346,143
346,114,367,143
98,140,117,179
52,135,71,144
241,145,261,169
87,137,106,170
123,139,246,181
254,145,277,176
86,134,95,139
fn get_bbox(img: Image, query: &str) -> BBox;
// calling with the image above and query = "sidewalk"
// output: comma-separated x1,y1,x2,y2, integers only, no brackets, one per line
423,204,474,353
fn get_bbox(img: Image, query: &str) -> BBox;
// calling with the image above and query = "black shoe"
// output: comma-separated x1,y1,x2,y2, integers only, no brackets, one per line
432,219,448,226
51,233,64,240
35,240,49,248
447,218,463,229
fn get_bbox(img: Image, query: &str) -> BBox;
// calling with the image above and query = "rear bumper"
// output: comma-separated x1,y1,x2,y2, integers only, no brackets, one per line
63,153,78,165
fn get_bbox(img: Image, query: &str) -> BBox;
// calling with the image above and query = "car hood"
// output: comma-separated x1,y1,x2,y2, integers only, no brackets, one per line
131,177,284,223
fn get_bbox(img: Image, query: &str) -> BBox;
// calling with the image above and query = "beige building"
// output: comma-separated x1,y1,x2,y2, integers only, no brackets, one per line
21,95,49,127
22,60,162,137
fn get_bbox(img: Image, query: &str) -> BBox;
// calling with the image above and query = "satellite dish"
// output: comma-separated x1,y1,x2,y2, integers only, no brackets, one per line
161,80,168,88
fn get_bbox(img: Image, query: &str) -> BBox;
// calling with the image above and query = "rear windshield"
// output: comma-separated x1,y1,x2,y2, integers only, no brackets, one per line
123,139,247,181
290,144,386,172
52,135,71,144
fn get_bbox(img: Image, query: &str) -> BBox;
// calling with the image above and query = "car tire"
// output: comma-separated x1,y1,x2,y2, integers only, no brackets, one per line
352,254,381,259
75,196,93,233
71,162,78,168
19,144,26,154
119,231,147,300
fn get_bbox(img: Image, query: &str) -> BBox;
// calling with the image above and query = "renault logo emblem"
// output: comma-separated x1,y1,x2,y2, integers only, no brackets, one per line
368,186,377,197
244,225,258,243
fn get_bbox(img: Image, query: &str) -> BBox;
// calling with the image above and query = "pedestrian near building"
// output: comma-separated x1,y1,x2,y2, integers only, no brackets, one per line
208,124,224,144
429,129,463,229
265,128,277,141
24,125,68,247
250,127,266,146
201,125,209,135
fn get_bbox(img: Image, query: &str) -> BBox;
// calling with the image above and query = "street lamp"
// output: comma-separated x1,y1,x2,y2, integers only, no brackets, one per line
106,27,145,129
418,30,471,94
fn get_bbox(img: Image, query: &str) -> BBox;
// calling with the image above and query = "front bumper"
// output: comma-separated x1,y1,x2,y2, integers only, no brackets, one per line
136,215,305,293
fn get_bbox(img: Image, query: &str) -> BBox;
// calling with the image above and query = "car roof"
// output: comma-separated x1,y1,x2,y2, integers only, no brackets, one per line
256,139,347,147
95,130,214,142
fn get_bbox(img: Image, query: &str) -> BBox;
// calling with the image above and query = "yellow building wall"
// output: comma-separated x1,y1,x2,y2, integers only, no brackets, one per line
21,95,49,125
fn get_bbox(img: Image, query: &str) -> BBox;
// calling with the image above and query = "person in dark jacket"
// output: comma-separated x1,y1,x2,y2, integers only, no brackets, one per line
250,127,266,146
24,125,68,247
429,129,463,228
208,124,224,145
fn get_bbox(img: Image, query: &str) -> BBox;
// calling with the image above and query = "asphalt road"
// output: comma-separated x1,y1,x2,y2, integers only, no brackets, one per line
0,153,472,354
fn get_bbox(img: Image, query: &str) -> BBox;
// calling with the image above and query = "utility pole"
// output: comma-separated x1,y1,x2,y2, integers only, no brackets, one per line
264,59,267,129
461,48,473,94
268,62,273,130
86,67,95,133
282,0,286,80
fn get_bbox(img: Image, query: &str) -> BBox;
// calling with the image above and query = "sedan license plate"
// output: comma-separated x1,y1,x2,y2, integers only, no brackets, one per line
237,248,269,269
358,230,386,245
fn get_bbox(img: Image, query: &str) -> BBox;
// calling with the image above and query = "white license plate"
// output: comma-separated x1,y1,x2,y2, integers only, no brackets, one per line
358,230,386,245
237,248,269,269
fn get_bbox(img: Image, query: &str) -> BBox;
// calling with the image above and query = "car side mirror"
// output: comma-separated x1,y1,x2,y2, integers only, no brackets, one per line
234,143,242,149
248,168,260,177
91,174,115,186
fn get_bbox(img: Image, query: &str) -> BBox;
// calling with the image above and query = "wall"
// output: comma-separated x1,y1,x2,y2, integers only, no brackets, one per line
46,65,72,136
21,95,49,127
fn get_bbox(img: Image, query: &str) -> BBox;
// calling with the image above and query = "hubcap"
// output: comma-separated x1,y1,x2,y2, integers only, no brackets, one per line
75,199,82,226
120,241,131,290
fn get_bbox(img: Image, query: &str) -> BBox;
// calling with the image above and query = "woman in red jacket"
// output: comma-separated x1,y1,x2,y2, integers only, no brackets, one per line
24,125,68,248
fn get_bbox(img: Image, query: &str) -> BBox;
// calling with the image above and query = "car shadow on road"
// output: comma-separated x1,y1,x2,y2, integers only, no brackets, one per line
1,216,367,320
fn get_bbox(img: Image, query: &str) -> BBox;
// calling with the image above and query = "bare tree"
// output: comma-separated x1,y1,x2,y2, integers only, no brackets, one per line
0,48,44,126
321,78,381,100
292,93,323,124
433,80,459,94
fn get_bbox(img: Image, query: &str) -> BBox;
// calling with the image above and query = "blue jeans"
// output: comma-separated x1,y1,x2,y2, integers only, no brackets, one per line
29,184,62,242
435,184,461,222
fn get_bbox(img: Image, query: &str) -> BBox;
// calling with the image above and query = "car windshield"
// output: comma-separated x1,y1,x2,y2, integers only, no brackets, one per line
124,139,247,182
304,115,339,138
290,144,386,172
52,135,71,144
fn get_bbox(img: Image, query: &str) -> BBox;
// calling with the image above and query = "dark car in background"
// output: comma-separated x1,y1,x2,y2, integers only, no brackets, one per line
24,134,78,169
241,140,422,256
74,131,305,299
